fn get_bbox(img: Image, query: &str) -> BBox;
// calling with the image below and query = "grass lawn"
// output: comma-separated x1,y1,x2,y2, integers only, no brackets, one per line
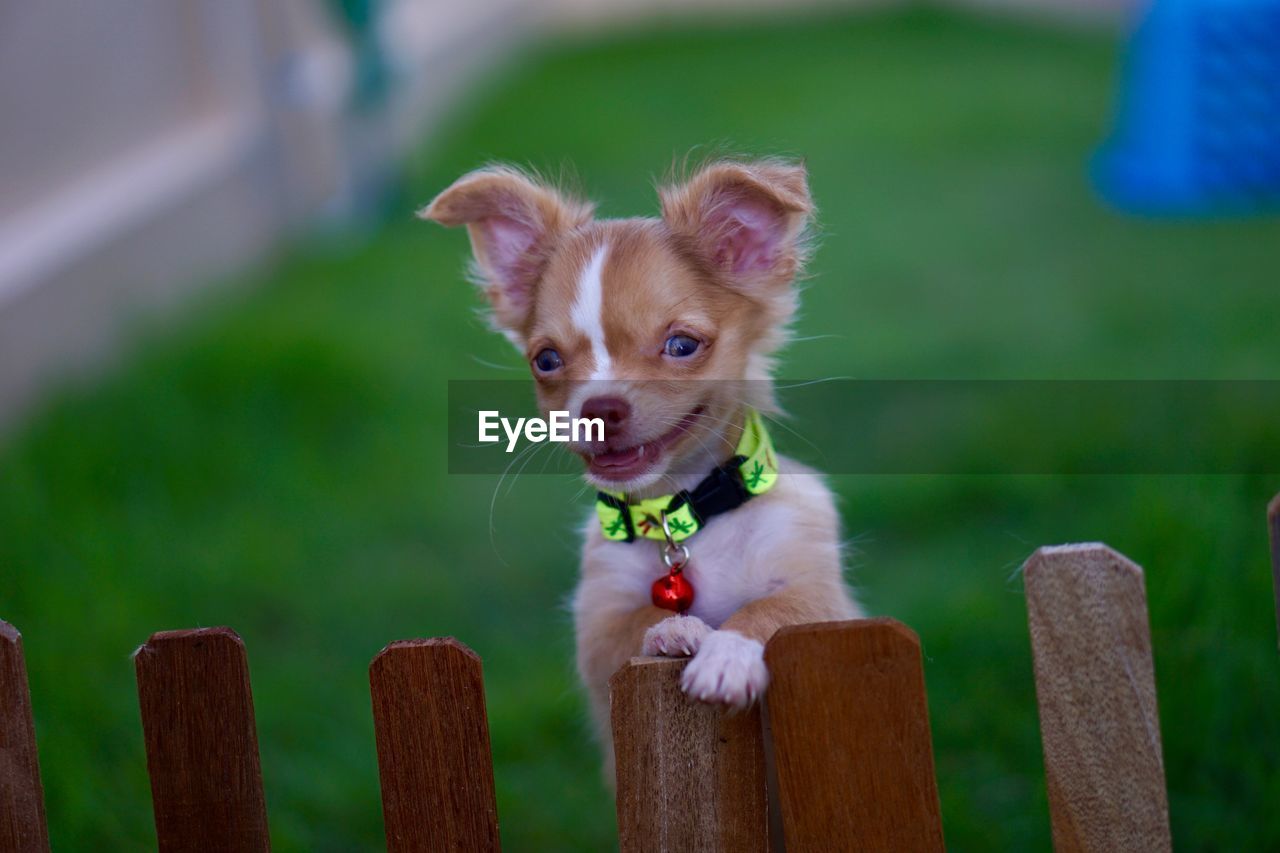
3,7,1279,850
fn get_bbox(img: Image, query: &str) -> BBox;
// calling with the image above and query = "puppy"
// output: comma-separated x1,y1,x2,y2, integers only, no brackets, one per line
422,157,861,772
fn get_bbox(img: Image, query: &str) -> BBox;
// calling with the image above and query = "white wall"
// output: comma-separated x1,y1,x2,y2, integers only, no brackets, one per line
0,0,533,432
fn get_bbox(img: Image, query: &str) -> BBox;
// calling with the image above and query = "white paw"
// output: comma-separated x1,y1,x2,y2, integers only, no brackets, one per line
642,615,711,657
680,630,769,709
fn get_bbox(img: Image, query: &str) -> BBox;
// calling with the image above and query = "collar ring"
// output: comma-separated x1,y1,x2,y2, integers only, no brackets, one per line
662,542,690,571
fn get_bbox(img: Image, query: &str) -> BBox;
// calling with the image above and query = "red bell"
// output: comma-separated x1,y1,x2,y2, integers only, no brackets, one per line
651,570,695,613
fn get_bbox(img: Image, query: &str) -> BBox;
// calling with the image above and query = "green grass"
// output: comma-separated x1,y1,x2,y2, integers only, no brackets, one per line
3,8,1279,850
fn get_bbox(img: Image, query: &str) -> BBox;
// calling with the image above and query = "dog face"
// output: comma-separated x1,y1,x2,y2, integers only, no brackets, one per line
423,159,813,494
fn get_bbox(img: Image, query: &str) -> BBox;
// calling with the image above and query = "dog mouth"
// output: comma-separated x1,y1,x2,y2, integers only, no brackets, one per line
584,406,704,482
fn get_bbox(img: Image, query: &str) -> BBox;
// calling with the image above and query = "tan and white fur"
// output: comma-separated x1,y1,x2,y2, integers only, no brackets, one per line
422,157,861,774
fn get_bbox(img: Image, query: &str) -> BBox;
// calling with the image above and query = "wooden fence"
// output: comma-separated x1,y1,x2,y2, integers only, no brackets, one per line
2,496,1278,851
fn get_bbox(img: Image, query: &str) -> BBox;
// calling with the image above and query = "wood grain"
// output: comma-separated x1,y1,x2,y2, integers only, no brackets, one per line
0,621,50,853
369,638,500,853
1269,493,1280,652
610,657,769,853
1024,544,1171,853
134,627,271,852
764,619,944,853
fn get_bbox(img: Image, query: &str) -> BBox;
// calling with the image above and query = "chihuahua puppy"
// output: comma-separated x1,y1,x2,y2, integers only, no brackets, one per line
423,157,861,771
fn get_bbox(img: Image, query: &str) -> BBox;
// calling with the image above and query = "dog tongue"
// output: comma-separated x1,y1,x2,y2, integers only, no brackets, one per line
593,445,644,468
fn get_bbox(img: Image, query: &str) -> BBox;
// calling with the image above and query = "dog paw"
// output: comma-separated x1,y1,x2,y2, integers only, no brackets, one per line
642,615,711,657
680,630,769,709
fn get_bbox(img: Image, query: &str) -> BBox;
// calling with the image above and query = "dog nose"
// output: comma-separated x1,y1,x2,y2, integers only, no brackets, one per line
580,396,631,430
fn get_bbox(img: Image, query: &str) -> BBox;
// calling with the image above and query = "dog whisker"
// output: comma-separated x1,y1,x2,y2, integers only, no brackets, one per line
487,439,546,563
774,376,852,390
468,354,524,372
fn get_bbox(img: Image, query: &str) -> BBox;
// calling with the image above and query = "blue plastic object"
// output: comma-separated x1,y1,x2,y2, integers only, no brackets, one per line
1094,0,1280,214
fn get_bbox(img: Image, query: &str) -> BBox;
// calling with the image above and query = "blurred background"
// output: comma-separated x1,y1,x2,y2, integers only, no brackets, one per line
2,0,1278,849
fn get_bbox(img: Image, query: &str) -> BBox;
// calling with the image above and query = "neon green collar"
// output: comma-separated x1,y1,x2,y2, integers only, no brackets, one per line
595,409,778,543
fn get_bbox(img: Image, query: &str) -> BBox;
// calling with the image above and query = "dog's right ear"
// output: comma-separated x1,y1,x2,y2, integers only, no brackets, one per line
660,158,812,295
419,166,593,338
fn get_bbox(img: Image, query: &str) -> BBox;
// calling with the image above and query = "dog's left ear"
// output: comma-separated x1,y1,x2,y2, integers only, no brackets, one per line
660,159,813,292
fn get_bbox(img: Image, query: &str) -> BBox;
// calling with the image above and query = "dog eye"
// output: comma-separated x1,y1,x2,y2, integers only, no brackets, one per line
533,348,563,373
664,335,700,358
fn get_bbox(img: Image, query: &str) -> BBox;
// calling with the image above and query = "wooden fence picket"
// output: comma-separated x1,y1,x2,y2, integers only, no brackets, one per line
764,619,945,853
1024,544,1171,853
0,621,51,853
1269,493,1279,651
611,657,770,853
133,627,271,853
369,638,500,853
